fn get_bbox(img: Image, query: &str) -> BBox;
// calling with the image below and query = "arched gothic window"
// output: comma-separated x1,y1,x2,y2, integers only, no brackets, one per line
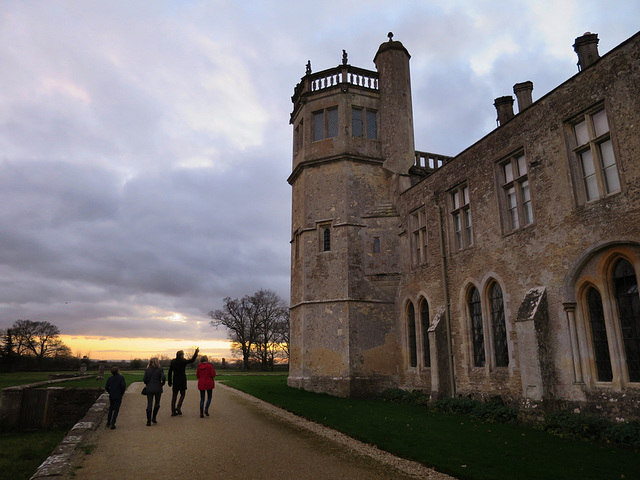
489,283,509,367
468,287,485,367
613,259,640,382
420,298,431,367
586,286,613,381
407,302,417,368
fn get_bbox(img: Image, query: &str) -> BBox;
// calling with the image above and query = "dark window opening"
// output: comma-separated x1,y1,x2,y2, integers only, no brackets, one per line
469,287,485,367
323,228,331,252
587,287,613,381
420,298,430,367
490,283,509,367
613,259,640,382
407,302,417,368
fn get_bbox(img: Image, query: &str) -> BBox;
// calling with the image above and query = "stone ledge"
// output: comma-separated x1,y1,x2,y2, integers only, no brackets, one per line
29,392,109,480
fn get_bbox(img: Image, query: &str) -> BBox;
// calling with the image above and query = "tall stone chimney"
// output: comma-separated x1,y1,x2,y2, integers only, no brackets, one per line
374,33,415,175
573,32,600,71
513,81,533,112
494,96,514,126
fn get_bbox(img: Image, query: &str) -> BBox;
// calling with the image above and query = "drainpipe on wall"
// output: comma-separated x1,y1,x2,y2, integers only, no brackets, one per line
435,193,456,398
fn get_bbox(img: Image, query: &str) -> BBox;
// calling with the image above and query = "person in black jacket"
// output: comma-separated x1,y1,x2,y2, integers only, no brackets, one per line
143,357,166,426
168,347,199,416
105,366,126,430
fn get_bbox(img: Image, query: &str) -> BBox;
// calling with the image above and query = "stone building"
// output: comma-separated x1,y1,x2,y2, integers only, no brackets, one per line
287,31,640,420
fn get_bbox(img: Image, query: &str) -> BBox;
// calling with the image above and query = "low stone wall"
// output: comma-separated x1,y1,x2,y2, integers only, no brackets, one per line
30,392,109,480
0,376,99,428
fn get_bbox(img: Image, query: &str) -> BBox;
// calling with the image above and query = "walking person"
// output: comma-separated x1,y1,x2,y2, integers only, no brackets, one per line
168,347,199,416
143,357,166,426
196,355,216,418
105,365,126,430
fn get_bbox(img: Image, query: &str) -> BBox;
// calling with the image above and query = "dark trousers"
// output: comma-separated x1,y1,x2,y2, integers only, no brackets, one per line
171,387,186,413
107,398,122,425
199,389,212,412
146,392,162,413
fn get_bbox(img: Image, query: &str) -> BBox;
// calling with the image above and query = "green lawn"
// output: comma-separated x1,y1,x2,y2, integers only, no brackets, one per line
2,372,638,480
218,375,640,480
0,371,67,390
0,429,66,480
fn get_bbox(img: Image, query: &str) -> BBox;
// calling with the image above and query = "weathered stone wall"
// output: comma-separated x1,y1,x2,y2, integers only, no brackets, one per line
289,31,640,419
395,32,640,417
0,377,102,429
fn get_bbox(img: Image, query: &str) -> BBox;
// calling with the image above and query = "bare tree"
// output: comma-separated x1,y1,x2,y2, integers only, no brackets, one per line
209,289,289,370
209,295,261,370
274,309,290,362
11,319,67,362
251,290,289,370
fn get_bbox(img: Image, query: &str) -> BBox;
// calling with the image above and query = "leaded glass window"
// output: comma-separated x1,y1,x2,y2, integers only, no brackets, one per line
469,287,485,367
587,287,613,381
573,108,621,202
420,298,430,367
407,302,417,368
613,259,640,382
499,153,532,232
490,283,509,367
323,228,331,252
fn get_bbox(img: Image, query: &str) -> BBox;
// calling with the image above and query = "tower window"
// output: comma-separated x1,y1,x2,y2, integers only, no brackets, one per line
373,237,381,253
351,107,377,140
322,227,331,252
313,107,339,142
366,109,377,139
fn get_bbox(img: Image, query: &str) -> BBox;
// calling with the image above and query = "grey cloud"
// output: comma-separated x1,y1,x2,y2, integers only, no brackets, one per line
0,0,637,353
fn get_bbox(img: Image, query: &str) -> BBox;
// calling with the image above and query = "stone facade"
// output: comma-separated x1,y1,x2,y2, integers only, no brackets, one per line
288,32,640,420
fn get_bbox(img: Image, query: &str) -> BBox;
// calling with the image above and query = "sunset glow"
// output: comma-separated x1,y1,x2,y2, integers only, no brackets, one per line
61,335,233,362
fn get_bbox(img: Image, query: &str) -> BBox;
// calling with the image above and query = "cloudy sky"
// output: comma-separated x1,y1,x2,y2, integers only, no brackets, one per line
1,1,638,361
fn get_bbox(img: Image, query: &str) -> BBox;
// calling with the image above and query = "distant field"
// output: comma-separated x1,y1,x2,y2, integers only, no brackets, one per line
0,369,286,391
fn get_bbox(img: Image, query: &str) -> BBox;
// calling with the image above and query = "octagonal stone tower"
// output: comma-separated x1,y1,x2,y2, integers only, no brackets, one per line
287,36,415,397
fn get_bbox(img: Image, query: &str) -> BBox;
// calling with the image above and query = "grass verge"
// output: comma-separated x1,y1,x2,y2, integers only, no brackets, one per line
219,375,640,480
0,429,66,480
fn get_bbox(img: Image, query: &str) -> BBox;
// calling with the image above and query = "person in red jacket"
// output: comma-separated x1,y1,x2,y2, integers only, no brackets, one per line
196,355,216,418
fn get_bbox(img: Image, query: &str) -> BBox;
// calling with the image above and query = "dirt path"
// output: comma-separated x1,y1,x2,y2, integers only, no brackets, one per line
68,381,454,480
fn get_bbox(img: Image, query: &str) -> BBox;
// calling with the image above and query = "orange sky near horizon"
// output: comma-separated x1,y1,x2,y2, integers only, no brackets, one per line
61,335,234,362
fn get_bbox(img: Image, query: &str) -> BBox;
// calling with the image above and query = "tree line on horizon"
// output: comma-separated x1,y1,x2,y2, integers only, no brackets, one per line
0,288,291,373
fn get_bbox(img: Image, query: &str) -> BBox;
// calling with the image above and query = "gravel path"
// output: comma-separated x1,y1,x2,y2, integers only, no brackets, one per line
67,381,455,480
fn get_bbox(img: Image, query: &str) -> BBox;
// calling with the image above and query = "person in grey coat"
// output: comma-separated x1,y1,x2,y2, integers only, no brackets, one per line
143,357,166,426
